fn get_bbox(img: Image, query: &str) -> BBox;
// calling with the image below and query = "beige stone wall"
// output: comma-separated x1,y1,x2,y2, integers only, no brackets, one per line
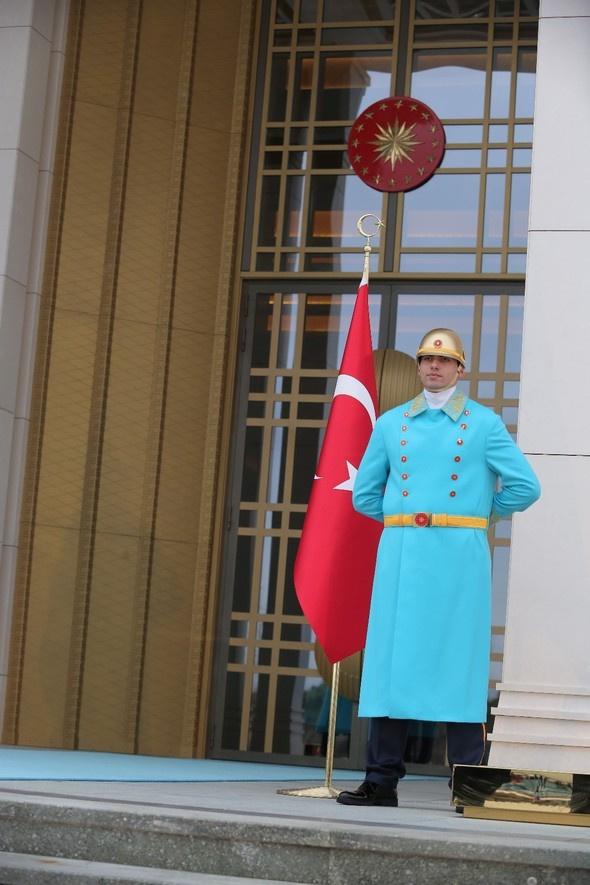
2,0,256,757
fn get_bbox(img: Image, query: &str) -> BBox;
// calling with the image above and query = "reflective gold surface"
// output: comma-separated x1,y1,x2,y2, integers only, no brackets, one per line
453,765,590,827
3,0,256,757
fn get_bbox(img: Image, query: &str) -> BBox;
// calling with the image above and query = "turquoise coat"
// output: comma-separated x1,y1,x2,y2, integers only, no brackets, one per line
353,389,540,723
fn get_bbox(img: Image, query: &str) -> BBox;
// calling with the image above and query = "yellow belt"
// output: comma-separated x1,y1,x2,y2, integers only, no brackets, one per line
384,513,489,529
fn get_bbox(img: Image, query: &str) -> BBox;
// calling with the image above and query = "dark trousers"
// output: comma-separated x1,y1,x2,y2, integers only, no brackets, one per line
366,717,486,788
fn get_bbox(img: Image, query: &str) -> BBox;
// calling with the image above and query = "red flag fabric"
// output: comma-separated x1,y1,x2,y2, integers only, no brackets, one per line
294,275,382,663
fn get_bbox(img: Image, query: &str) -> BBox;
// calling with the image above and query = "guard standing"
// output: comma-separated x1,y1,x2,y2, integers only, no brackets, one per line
337,329,540,808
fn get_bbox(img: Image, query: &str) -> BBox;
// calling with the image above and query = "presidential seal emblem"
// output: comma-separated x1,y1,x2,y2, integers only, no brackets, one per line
347,96,445,193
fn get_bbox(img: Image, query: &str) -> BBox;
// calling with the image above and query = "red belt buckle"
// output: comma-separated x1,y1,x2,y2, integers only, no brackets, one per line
413,512,431,527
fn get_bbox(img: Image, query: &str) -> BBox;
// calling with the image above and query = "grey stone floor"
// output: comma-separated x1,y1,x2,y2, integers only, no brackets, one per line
0,777,589,883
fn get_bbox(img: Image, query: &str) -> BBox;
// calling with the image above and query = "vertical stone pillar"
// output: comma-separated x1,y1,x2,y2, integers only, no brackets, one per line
488,0,590,773
0,1,70,719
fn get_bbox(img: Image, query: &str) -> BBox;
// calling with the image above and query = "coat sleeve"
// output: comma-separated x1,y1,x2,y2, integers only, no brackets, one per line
485,414,541,520
352,419,390,523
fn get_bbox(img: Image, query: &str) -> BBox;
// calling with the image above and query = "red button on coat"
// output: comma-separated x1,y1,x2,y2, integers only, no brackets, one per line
450,491,456,497
451,474,458,480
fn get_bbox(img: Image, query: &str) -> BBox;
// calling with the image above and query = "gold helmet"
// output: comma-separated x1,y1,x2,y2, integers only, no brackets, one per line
416,328,466,368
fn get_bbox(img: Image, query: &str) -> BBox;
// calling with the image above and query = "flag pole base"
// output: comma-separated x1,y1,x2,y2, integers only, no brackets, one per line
276,785,339,799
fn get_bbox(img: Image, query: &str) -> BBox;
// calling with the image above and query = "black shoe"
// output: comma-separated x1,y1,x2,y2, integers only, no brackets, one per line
337,780,398,807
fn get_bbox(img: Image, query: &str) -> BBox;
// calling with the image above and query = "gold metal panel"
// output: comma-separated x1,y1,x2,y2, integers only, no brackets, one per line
155,328,212,543
3,0,256,758
137,539,198,756
112,116,177,325
33,309,100,529
94,318,158,536
15,526,82,748
132,0,188,122
76,532,144,752
55,103,120,315
74,1,137,109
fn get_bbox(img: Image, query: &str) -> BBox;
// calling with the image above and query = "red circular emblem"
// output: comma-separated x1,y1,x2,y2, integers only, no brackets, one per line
414,512,430,527
433,339,443,347
348,96,445,193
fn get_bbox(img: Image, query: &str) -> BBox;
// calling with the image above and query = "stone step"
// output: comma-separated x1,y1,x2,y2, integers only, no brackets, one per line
1,786,590,885
0,852,303,885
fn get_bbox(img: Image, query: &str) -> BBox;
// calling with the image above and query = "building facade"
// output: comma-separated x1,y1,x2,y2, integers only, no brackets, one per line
1,0,570,773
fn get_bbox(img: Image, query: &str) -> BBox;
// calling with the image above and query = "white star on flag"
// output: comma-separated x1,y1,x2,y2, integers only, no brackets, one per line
333,461,357,492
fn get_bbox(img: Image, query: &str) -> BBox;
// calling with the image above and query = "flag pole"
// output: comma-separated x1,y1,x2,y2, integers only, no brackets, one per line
278,214,383,800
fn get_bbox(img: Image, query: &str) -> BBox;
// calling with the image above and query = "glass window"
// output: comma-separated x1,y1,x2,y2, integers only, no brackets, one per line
322,27,394,45
444,124,483,143
411,49,487,119
316,52,392,121
394,294,475,369
440,149,482,168
490,48,511,119
323,0,396,20
479,295,500,372
505,296,524,372
307,174,382,247
509,173,530,247
515,48,536,117
292,55,313,121
487,149,507,168
415,0,490,16
258,177,280,247
481,253,502,273
267,55,289,121
282,176,305,246
299,0,317,22
483,173,505,248
402,174,480,248
399,253,476,272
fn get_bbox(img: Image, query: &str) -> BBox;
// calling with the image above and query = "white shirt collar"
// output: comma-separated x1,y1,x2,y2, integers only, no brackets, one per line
423,386,456,409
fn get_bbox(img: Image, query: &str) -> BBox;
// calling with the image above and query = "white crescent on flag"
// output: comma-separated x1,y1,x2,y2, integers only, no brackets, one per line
333,374,377,428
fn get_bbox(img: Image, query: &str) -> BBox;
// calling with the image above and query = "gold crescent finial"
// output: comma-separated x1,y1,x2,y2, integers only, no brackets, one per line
357,214,385,240
357,215,384,277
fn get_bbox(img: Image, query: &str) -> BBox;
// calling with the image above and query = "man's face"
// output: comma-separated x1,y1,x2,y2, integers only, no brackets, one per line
417,354,464,391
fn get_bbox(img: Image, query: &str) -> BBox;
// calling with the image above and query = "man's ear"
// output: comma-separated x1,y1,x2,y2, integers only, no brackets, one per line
457,363,465,377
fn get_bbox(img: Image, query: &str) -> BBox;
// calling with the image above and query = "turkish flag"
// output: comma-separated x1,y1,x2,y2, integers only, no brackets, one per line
294,275,383,664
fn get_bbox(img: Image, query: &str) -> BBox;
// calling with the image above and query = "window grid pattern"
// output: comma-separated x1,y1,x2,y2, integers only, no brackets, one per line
248,0,537,277
219,288,521,756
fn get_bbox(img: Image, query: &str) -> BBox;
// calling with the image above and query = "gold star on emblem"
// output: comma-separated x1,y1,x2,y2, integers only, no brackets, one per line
410,103,418,111
395,100,403,108
374,174,381,183
355,154,361,162
431,140,440,147
418,167,425,175
404,175,412,183
370,118,422,170
352,139,359,147
365,112,374,119
362,167,369,175
379,103,388,111
389,179,396,186
421,112,430,120
356,123,364,132
426,154,435,163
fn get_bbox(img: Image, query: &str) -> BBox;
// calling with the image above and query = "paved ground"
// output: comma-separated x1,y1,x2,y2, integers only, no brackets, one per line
0,775,589,883
1,775,588,849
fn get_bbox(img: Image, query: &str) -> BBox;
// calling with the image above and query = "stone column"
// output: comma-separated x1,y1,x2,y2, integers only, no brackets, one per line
488,0,590,773
0,1,70,719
